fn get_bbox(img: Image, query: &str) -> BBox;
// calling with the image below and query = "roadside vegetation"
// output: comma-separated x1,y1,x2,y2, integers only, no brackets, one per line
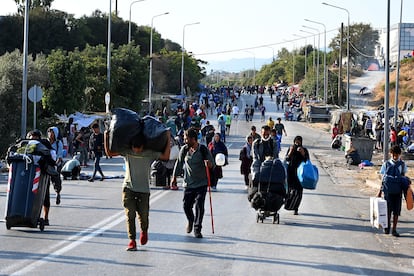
0,1,206,154
373,57,414,109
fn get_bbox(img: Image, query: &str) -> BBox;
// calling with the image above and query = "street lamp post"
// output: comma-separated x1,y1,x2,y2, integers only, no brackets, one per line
149,12,169,113
20,0,30,138
181,22,200,96
245,51,256,85
284,39,296,84
107,0,112,108
384,0,391,161
322,2,350,110
394,0,404,127
128,0,145,44
293,34,307,78
305,19,327,104
303,25,320,98
265,46,275,62
293,45,296,84
300,30,316,73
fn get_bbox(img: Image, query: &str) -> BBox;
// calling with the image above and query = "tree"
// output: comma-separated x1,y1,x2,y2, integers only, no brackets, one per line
28,8,74,55
110,43,147,110
79,44,108,112
79,43,148,112
153,50,206,97
14,0,54,13
0,50,49,154
43,49,86,115
329,23,379,67
0,15,23,55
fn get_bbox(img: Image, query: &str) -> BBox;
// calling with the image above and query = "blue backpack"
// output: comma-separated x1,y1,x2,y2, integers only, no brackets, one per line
382,160,404,194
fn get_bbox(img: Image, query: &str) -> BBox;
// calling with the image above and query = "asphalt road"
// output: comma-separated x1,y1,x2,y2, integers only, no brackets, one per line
349,70,385,110
1,93,414,275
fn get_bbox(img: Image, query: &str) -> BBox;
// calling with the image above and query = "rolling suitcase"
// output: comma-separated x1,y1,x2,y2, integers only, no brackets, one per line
5,156,50,231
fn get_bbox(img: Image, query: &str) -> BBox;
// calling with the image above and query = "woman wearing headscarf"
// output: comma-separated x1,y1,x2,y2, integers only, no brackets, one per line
240,135,253,189
208,133,228,190
285,135,309,215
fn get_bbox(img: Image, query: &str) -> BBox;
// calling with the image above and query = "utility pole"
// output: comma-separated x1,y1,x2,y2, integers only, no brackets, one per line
338,23,343,107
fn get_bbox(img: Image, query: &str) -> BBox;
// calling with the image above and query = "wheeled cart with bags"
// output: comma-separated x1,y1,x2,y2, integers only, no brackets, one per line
248,158,286,224
251,182,285,224
5,154,50,231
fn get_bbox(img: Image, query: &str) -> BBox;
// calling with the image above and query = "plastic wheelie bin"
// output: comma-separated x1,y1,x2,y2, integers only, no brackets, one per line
5,155,50,231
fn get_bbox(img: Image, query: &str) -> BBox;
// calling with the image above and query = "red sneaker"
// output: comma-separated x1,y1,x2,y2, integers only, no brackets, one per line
140,231,148,245
126,239,137,251
171,185,179,190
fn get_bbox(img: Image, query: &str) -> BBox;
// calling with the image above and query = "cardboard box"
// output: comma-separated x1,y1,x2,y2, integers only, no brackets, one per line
370,197,388,229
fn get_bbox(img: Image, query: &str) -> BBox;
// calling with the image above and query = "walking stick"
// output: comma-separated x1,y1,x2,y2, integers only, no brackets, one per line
204,160,215,234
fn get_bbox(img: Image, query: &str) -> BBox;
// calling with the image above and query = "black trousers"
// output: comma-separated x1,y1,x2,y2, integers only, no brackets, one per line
183,185,207,233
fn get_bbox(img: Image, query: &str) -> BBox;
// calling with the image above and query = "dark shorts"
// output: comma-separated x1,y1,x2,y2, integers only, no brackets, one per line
384,193,402,216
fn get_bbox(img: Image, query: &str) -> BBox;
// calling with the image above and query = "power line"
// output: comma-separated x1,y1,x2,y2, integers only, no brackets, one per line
194,28,338,57
350,41,376,58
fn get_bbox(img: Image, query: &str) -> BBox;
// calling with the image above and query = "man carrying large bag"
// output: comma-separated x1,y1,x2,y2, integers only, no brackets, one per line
104,108,171,251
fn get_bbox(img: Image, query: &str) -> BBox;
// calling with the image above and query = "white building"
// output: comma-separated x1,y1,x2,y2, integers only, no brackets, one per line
376,23,414,67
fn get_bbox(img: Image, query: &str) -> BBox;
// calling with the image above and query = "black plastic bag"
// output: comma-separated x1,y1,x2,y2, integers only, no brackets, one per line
142,115,170,152
108,108,142,154
251,192,265,210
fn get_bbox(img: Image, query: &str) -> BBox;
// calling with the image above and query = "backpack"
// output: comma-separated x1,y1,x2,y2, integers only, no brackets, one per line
382,160,404,194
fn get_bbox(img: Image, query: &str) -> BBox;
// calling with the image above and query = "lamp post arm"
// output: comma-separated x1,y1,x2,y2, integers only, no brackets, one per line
322,2,350,109
148,12,169,113
181,22,200,96
128,0,145,44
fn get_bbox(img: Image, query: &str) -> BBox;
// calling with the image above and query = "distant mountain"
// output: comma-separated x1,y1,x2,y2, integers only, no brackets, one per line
204,57,273,73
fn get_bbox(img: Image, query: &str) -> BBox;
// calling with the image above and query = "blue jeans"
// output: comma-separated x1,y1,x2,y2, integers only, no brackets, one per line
92,153,104,178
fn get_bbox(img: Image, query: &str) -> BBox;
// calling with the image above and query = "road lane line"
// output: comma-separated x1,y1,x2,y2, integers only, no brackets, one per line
9,190,168,275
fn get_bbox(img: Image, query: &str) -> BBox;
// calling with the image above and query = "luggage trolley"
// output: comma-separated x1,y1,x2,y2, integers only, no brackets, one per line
257,208,280,224
254,184,284,224
249,158,286,224
5,145,50,231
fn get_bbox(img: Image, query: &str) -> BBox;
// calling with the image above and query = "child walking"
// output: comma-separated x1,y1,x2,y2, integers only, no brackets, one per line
377,145,407,237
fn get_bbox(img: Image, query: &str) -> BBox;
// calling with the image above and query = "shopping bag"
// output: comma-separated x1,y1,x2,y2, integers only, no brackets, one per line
370,197,388,229
297,160,319,189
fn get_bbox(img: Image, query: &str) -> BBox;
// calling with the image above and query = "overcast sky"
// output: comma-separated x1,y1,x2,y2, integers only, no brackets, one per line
2,0,413,64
